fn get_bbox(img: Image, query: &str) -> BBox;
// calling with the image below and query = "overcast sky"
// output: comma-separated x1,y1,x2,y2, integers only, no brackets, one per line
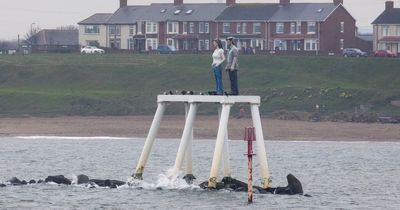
0,0,396,40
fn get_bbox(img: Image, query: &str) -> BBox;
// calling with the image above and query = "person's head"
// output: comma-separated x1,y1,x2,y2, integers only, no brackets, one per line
213,39,223,49
226,36,235,46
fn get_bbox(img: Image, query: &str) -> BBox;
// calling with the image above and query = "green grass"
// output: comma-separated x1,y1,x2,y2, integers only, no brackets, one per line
0,54,400,117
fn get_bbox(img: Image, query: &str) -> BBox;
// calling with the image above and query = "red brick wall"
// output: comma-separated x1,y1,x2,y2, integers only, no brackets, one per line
320,5,356,53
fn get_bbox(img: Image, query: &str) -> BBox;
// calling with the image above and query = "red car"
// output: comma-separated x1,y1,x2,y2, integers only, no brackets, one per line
374,50,397,57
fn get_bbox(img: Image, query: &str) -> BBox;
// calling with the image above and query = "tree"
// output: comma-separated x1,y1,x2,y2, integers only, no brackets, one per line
24,25,41,45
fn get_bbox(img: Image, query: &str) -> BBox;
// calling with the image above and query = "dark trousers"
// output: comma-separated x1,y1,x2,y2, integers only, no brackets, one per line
228,70,239,95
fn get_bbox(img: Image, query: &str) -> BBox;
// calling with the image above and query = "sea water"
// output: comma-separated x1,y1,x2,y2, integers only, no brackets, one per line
0,137,399,209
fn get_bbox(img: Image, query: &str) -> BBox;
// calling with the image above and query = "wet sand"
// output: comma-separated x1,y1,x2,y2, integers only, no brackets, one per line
1,116,399,141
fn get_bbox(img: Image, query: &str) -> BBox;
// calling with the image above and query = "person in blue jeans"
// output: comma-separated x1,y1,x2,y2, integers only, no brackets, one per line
211,39,225,95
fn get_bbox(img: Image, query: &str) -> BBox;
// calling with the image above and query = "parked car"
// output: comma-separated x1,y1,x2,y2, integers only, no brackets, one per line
81,46,105,54
342,48,367,57
157,45,176,54
374,50,397,58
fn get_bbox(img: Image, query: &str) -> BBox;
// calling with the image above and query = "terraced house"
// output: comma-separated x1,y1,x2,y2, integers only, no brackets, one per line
78,0,358,54
372,1,400,55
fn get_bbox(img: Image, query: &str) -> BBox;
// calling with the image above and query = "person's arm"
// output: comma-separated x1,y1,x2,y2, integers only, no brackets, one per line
217,50,225,67
230,48,238,70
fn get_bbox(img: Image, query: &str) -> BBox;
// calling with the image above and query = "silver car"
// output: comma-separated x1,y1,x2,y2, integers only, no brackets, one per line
81,46,105,54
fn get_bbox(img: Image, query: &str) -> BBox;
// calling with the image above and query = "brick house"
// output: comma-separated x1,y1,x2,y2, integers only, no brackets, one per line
372,1,400,55
79,0,358,55
30,29,79,53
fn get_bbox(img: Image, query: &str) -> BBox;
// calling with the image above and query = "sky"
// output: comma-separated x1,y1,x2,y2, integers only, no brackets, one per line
0,0,396,40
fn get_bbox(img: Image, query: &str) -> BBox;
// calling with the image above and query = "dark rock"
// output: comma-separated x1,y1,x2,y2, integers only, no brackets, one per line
21,180,28,185
89,179,125,188
77,174,90,184
45,175,72,185
37,179,44,184
7,177,22,185
0,184,6,187
29,180,36,184
183,174,196,185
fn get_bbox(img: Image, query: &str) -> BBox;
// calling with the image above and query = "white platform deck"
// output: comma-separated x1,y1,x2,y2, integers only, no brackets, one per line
158,95,260,104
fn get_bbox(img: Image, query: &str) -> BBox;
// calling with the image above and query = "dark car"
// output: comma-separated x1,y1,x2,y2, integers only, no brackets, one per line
157,44,177,54
342,48,367,57
374,50,397,58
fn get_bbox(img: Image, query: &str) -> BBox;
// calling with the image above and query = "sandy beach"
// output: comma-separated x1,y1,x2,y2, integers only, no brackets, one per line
0,116,399,141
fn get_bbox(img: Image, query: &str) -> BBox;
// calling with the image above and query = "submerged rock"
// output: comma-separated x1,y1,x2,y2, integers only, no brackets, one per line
45,175,71,185
21,180,28,185
0,183,6,187
200,174,307,196
37,179,44,184
7,177,22,185
89,179,125,188
29,180,36,184
77,174,90,184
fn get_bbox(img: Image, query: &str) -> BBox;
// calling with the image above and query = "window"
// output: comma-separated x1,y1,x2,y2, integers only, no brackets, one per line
183,22,188,34
84,25,99,34
397,26,400,36
199,40,204,50
199,22,205,33
223,23,230,34
253,23,261,34
242,23,247,34
129,25,136,35
109,38,121,49
128,39,134,50
305,39,317,51
274,39,287,50
276,23,284,34
189,22,194,33
167,38,174,46
186,10,193,15
205,23,209,34
296,22,301,34
382,26,389,36
307,22,316,34
109,25,120,35
236,23,241,34
340,22,344,33
86,40,99,47
146,22,158,34
167,22,179,34
146,38,158,51
137,22,142,34
290,23,296,34
205,40,210,50
339,39,344,50
398,43,400,53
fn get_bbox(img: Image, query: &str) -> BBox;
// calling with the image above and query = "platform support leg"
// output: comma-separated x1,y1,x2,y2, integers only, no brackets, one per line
250,104,271,188
169,103,198,180
183,103,195,184
218,106,231,178
132,102,166,180
208,103,232,188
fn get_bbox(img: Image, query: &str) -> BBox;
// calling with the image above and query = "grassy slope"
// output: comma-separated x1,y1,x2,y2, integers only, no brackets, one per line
0,54,399,117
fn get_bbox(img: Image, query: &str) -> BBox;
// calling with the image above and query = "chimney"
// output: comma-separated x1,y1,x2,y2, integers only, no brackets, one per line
333,0,343,6
174,0,183,6
120,0,127,8
279,0,290,6
385,1,394,10
226,0,236,6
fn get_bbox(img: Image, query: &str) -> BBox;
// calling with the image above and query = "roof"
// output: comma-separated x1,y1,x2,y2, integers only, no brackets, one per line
32,30,78,45
216,4,279,21
139,3,228,22
379,36,400,42
78,13,113,24
372,8,400,24
269,3,338,22
107,6,148,24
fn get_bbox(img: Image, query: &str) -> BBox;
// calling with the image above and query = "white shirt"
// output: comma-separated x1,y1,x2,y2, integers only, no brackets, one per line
212,48,225,66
